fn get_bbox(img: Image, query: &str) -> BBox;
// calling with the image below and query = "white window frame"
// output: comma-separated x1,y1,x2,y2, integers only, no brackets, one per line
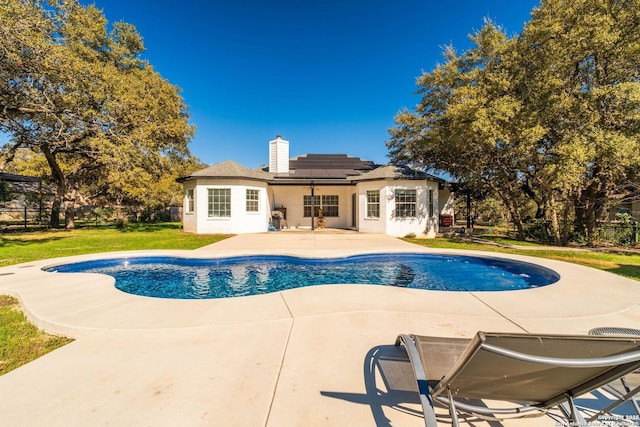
395,189,416,218
185,189,194,213
366,190,380,218
246,189,259,213
208,188,231,218
304,195,339,217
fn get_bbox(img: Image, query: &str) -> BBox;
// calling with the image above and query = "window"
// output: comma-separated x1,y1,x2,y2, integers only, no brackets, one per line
366,190,380,218
303,195,338,217
208,188,231,217
185,189,194,213
395,189,416,218
246,189,259,212
303,195,321,217
322,195,339,217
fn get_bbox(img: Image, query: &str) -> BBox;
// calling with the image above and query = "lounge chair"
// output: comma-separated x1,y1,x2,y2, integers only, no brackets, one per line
395,331,640,427
586,327,640,422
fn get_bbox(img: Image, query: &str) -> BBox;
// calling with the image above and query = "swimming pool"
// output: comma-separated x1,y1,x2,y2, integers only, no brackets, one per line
44,253,560,299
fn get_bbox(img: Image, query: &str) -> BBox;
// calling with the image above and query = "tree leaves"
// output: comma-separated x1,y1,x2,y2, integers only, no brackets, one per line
388,0,640,244
0,0,195,228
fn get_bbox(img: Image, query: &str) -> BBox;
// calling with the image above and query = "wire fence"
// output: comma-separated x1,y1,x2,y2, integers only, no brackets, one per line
0,206,50,230
1,205,183,231
596,221,639,246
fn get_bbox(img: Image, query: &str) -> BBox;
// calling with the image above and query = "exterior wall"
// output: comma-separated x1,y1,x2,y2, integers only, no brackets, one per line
181,180,197,233
609,199,640,221
357,180,441,237
269,185,355,229
183,179,270,234
184,177,448,237
439,188,455,218
357,181,388,234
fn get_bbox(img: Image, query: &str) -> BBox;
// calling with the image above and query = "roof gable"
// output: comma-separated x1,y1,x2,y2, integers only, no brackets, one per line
178,160,273,182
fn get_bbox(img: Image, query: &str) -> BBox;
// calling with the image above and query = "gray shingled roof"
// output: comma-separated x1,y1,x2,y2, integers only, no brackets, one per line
178,160,273,182
0,172,53,195
350,164,445,182
179,158,446,185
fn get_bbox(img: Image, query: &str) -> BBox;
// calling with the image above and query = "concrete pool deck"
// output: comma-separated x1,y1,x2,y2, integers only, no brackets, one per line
0,231,638,426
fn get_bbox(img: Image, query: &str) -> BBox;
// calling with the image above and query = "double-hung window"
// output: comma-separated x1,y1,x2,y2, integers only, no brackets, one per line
246,189,259,212
366,190,380,218
395,189,416,218
303,195,339,217
208,188,231,218
322,195,339,217
185,189,194,213
303,195,321,217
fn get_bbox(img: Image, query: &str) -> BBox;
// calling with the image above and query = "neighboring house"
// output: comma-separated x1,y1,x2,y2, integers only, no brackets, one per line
177,136,454,237
609,184,640,221
0,172,52,208
0,172,53,223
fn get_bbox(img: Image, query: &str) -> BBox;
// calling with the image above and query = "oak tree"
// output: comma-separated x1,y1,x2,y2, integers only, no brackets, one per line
0,0,195,228
388,0,640,243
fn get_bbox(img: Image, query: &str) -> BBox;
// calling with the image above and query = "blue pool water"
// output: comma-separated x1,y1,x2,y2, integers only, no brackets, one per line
45,254,560,299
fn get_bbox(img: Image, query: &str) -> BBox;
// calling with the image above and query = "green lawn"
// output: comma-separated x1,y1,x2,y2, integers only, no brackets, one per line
0,222,229,268
0,295,73,375
0,222,230,375
403,237,640,282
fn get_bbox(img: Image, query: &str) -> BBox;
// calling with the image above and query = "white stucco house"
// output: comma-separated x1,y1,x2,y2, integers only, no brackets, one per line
177,136,454,237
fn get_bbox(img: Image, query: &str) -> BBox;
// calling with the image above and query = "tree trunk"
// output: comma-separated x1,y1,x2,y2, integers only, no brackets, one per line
41,143,76,229
64,197,76,229
575,180,599,243
50,196,61,228
548,195,561,245
500,192,525,240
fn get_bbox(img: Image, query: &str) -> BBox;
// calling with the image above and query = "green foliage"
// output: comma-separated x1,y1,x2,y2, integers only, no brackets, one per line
0,179,11,205
594,213,639,246
0,0,196,228
388,0,640,245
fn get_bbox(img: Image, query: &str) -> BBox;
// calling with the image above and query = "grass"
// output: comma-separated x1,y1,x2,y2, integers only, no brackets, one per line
403,237,640,282
0,226,637,375
0,295,73,375
0,222,230,374
0,222,229,268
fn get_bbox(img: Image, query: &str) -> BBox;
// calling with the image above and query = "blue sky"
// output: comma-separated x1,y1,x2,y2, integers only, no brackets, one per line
85,0,541,168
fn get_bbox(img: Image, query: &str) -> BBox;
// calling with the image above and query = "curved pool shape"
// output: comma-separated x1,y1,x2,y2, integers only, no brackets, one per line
44,254,560,299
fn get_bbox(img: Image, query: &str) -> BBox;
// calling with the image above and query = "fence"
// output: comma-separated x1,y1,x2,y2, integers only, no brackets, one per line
0,206,50,230
1,205,183,231
596,220,639,246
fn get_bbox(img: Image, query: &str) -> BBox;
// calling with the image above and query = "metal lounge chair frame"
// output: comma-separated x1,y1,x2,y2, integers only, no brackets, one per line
586,327,640,421
395,331,640,427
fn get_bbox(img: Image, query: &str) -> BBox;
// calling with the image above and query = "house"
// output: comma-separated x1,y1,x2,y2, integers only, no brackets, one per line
177,136,454,237
0,172,53,225
609,184,640,221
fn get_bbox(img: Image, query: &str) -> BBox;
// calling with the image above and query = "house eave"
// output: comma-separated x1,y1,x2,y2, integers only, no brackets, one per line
176,175,271,184
267,179,356,186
